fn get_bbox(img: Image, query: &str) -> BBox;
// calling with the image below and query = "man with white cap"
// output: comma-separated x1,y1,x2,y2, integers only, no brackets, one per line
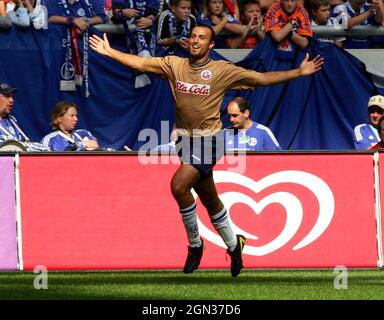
353,95,384,150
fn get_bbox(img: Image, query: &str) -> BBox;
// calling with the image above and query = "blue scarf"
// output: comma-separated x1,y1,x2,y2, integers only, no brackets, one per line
58,0,93,95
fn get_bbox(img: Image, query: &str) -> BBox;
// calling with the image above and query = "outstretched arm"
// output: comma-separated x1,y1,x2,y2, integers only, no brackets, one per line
256,53,324,86
89,33,145,72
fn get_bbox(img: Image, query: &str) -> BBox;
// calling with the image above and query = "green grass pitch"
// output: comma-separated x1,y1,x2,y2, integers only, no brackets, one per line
0,269,383,300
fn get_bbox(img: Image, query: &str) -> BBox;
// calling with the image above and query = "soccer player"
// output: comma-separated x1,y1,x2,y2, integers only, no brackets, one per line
225,96,281,150
89,24,323,277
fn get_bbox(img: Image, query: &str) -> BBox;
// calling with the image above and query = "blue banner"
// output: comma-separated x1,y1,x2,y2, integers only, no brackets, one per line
0,27,379,150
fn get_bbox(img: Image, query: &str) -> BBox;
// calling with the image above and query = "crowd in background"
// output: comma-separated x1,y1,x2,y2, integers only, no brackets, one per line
0,0,383,51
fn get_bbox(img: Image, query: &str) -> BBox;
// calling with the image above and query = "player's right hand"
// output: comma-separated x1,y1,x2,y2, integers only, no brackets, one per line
89,33,112,57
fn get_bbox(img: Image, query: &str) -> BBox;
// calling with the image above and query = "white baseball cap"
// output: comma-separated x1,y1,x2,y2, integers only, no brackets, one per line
368,95,384,111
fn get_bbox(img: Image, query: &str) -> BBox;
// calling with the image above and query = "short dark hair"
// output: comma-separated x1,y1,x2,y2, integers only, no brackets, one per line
240,0,260,15
231,96,251,113
195,23,216,42
51,101,77,130
171,0,192,7
309,0,330,12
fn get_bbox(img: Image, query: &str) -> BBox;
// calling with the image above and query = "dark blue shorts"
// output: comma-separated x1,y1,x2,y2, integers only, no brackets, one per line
175,131,225,176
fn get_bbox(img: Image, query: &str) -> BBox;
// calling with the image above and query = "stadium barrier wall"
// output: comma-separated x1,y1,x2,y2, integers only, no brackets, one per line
11,152,381,270
0,157,18,270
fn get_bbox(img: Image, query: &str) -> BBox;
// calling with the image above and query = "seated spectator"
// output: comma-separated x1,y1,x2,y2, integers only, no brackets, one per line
198,0,245,48
0,83,49,151
332,0,383,48
224,96,281,151
265,0,312,56
354,95,384,149
46,0,107,34
156,0,196,56
369,116,384,149
228,0,265,49
41,101,99,151
309,0,345,47
0,0,12,29
0,83,29,142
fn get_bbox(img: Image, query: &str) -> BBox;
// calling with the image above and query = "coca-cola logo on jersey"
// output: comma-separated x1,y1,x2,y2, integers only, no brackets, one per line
175,81,210,95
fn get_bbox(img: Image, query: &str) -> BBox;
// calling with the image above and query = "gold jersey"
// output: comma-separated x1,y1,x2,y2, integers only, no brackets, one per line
141,56,262,136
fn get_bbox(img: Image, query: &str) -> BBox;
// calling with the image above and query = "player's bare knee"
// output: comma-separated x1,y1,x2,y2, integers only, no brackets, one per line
170,179,190,199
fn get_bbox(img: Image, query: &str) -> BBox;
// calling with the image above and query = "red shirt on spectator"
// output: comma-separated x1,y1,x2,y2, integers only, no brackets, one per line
265,2,312,38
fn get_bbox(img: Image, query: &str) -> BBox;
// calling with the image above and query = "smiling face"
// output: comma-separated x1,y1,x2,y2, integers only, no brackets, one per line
189,25,215,64
368,106,384,127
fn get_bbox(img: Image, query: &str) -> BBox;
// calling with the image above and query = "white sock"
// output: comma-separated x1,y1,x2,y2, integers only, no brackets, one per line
211,208,237,251
180,202,202,248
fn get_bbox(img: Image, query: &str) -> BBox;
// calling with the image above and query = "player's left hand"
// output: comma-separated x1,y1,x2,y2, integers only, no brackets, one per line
299,53,324,76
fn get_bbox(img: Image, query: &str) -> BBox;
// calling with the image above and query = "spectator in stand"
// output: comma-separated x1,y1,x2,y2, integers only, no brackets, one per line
104,0,113,23
331,0,383,48
160,0,204,16
6,0,30,28
0,83,29,142
369,116,384,150
371,0,384,48
198,0,245,48
112,0,159,87
223,0,240,20
0,0,12,29
309,0,345,47
46,0,107,34
258,0,278,15
25,0,47,30
46,0,107,92
156,0,196,56
41,101,99,151
228,0,265,48
5,0,46,29
0,82,49,151
224,97,281,151
265,0,313,54
354,95,384,149
112,0,159,58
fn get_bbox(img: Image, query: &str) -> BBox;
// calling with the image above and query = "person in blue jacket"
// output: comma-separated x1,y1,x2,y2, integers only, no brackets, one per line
41,101,99,151
224,96,281,151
